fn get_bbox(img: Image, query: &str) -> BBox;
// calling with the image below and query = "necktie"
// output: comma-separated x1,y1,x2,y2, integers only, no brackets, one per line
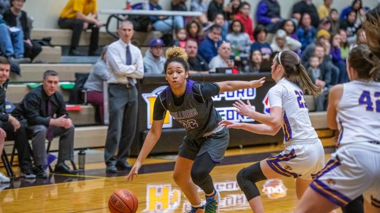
126,45,135,87
46,99,54,142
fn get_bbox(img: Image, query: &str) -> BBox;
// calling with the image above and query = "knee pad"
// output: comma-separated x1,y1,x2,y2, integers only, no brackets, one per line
236,162,267,200
191,169,209,186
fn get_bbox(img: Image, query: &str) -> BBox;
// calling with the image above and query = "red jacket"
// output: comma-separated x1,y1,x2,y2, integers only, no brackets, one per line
235,12,254,41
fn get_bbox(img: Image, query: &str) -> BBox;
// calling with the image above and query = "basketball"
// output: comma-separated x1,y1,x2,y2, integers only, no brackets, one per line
108,189,138,213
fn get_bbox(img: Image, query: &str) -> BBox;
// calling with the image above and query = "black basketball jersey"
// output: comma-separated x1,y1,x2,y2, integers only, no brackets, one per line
159,80,222,140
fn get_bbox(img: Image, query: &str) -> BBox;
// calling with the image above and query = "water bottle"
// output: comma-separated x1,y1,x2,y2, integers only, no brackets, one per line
143,0,149,10
78,149,86,170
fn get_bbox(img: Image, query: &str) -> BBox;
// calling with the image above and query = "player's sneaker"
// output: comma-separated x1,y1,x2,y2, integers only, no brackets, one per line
205,190,220,213
0,172,10,183
188,205,205,213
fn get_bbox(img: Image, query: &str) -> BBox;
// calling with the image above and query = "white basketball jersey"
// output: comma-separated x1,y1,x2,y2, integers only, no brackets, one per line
268,78,318,143
336,80,380,146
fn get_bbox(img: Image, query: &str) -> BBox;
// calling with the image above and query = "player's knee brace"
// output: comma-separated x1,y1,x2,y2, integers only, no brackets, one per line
237,162,267,201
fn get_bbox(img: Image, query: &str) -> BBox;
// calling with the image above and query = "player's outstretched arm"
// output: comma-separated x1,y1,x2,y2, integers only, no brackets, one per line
217,77,266,93
126,119,164,182
219,120,281,136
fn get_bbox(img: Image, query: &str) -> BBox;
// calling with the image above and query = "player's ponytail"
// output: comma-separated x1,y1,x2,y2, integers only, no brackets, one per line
164,47,189,73
277,50,322,96
348,45,380,81
364,6,380,61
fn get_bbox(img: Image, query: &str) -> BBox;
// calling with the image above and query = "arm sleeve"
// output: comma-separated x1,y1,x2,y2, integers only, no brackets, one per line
22,12,30,40
73,0,85,12
23,93,50,127
286,36,302,51
0,113,9,122
268,86,284,108
193,82,220,102
153,93,167,120
256,1,272,25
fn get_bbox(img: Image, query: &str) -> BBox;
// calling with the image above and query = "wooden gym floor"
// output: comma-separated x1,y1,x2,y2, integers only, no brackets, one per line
0,137,343,213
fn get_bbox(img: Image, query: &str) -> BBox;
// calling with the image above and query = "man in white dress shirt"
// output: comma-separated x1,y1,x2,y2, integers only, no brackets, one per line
105,21,144,173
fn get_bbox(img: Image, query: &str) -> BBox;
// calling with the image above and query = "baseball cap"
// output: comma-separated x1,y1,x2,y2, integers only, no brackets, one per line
150,38,164,47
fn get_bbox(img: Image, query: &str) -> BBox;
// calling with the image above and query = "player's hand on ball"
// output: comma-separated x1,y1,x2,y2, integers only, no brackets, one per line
126,162,141,182
219,120,242,129
250,77,265,88
233,100,254,117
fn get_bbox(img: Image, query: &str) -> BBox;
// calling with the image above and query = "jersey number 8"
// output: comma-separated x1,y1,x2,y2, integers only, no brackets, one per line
359,91,380,113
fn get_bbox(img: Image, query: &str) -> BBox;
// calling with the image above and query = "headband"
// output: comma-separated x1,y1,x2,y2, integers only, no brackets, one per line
278,51,283,65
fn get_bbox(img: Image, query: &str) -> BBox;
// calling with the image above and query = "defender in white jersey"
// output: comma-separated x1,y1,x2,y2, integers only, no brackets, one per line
295,45,380,213
220,50,324,213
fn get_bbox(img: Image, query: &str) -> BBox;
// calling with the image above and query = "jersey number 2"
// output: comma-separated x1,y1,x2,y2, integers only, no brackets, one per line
359,91,380,113
295,91,307,108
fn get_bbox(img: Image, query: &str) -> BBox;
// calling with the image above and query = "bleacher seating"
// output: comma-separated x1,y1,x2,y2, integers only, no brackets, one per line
31,29,163,47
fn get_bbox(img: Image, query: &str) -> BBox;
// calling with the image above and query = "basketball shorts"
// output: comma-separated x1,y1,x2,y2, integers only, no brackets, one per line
266,138,325,180
311,142,380,208
178,126,229,163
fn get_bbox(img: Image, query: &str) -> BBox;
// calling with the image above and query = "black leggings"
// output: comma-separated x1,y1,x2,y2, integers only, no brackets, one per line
342,195,364,213
191,153,218,194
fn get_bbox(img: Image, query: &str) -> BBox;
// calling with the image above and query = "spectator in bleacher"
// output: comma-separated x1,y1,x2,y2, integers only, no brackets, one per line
225,0,241,21
83,46,109,123
243,50,262,73
234,2,254,41
317,0,333,19
340,0,368,21
171,0,188,11
143,38,166,74
104,21,144,173
185,19,204,44
58,0,103,56
329,8,340,34
297,13,316,52
185,39,209,74
292,0,320,29
301,29,330,65
209,42,232,72
339,10,359,44
0,56,34,179
3,0,42,62
270,29,302,53
339,29,349,59
226,20,251,57
0,21,28,63
0,56,34,181
204,13,227,41
306,55,329,111
199,24,222,63
256,0,282,34
148,0,184,32
281,19,298,40
330,33,348,83
318,18,332,32
171,28,187,48
207,0,225,23
12,70,77,177
190,0,208,24
250,25,272,60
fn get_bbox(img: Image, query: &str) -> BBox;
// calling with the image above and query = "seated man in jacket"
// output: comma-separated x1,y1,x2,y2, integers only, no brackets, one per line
12,70,77,177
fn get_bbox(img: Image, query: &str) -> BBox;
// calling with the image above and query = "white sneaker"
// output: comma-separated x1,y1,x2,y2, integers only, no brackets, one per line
0,172,10,183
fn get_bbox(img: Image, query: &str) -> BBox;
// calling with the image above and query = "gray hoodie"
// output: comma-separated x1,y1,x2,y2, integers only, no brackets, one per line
143,50,166,74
